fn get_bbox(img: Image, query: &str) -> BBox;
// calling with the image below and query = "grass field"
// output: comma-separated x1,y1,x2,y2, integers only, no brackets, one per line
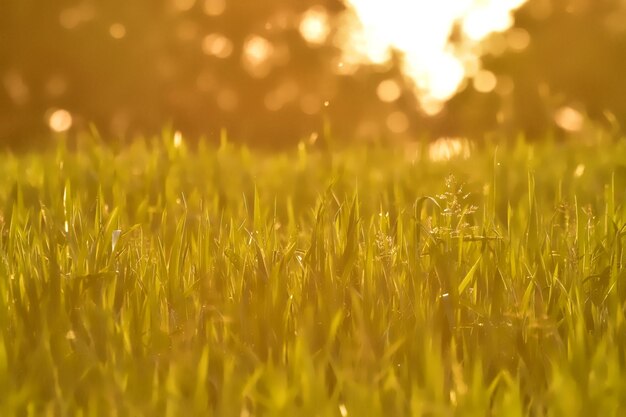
1,132,626,416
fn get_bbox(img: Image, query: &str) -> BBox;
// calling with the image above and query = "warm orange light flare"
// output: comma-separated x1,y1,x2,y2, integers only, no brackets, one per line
473,70,497,93
428,137,471,162
242,35,274,78
109,23,126,40
377,79,402,103
202,33,233,58
554,106,584,132
340,0,529,113
299,7,331,46
47,109,73,133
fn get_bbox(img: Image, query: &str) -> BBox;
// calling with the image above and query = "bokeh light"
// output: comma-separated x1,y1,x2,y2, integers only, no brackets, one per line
376,79,402,103
5,0,623,145
473,70,497,93
242,35,275,78
554,106,584,132
47,109,73,133
202,33,234,58
299,7,331,46
506,28,531,51
109,23,127,40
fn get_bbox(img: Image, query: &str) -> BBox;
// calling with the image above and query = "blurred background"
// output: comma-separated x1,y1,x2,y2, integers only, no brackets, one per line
2,0,626,147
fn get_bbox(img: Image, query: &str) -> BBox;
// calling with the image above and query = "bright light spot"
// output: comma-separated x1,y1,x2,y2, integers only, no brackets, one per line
339,404,348,417
574,164,585,178
450,390,458,405
428,137,471,162
47,109,73,133
202,33,233,58
324,100,330,107
506,28,531,51
473,70,497,93
299,7,331,46
242,35,274,78
109,23,126,40
554,106,584,132
386,111,409,133
462,1,523,41
244,36,273,65
65,330,76,341
171,0,196,12
203,0,226,16
173,131,183,148
377,79,402,102
417,52,466,102
339,0,528,112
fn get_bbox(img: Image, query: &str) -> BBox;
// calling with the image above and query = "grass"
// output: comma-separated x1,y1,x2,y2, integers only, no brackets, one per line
1,132,626,416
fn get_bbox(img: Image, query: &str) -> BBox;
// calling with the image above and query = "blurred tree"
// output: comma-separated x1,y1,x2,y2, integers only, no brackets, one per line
2,0,626,147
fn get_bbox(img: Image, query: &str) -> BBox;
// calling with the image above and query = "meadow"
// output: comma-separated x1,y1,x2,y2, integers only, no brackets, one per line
1,131,626,416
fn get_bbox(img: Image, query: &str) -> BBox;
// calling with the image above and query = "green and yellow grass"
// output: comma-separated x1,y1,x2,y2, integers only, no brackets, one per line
1,133,626,416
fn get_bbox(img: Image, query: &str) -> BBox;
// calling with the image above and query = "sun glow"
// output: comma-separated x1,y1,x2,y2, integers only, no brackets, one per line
340,0,528,113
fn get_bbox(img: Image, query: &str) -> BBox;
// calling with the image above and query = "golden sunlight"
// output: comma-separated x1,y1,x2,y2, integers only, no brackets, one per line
340,0,528,113
428,137,471,162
